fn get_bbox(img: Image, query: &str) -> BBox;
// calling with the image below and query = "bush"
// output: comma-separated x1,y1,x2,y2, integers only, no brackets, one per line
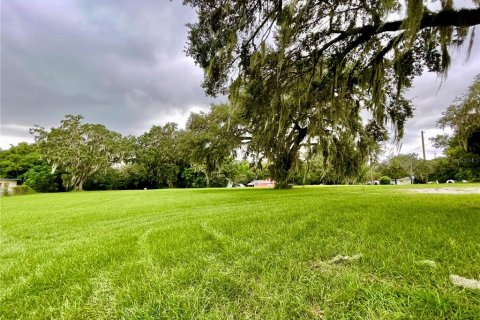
12,185,36,195
23,165,59,192
379,176,391,185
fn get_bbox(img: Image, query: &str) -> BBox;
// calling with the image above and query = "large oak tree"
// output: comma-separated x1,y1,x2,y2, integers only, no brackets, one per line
183,0,480,187
31,115,127,191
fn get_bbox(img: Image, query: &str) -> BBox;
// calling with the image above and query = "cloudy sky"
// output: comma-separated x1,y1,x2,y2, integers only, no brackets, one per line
1,0,479,159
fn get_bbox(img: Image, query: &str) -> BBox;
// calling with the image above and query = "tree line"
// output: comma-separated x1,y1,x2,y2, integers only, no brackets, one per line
1,75,479,192
2,0,480,190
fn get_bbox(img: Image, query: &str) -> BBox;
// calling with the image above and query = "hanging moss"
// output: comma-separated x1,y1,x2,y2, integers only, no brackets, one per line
185,0,480,187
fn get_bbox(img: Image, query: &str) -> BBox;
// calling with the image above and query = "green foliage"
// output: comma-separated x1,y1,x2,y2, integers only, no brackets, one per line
184,0,479,188
136,123,183,188
0,143,42,179
181,167,207,188
414,160,433,183
23,165,59,192
0,143,62,192
378,153,433,183
231,161,269,185
430,134,450,149
2,186,480,318
30,115,128,191
11,185,36,195
379,176,391,185
183,104,243,187
438,74,480,154
382,157,408,183
83,167,121,191
428,75,480,182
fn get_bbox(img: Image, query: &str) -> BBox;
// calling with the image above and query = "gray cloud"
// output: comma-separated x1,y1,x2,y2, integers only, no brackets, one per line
399,35,480,159
1,0,479,155
1,0,217,146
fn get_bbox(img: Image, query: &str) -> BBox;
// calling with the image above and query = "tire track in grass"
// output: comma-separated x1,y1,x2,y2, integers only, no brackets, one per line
82,271,118,320
1,202,257,313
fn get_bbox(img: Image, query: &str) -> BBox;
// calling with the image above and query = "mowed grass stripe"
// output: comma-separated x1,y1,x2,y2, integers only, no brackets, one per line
1,186,479,319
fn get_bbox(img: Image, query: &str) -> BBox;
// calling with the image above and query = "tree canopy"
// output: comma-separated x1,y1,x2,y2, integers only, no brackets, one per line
0,142,41,179
437,74,480,155
30,115,127,191
184,0,480,187
429,74,480,181
136,123,183,188
183,104,243,187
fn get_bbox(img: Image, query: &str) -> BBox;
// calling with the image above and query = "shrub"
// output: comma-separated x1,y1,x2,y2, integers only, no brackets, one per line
379,176,391,185
23,165,59,192
12,185,36,195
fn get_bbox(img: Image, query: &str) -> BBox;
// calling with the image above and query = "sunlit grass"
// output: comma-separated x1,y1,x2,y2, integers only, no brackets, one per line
1,185,479,319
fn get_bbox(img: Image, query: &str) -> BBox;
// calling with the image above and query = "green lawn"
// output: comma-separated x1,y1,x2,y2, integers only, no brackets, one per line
1,185,479,319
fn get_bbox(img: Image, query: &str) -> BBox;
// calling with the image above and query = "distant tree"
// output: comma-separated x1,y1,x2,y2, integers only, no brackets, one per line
429,157,457,182
414,159,432,183
183,104,243,187
23,165,59,192
117,164,146,189
429,75,480,181
0,142,62,192
378,153,433,183
438,74,480,155
136,123,183,188
230,160,269,185
381,156,408,184
31,115,126,191
430,134,450,150
0,143,42,179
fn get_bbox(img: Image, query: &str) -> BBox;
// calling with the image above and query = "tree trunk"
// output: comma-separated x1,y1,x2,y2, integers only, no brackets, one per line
205,174,211,188
270,125,308,189
270,146,299,189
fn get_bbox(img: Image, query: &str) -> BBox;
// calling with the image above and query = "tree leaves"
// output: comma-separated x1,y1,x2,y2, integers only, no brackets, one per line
30,115,126,190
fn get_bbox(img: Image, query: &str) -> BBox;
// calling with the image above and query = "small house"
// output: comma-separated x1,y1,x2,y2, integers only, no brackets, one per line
0,179,19,195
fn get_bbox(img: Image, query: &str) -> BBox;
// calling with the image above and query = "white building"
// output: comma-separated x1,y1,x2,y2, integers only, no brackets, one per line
0,179,19,195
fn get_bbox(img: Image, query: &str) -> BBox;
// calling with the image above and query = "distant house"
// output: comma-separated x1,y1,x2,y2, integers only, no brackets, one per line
247,179,275,188
0,179,19,195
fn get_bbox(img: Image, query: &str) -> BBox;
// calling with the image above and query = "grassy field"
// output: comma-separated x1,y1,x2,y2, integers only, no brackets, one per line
1,185,479,319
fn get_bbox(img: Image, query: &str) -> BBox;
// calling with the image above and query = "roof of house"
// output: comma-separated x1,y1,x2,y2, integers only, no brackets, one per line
0,178,20,181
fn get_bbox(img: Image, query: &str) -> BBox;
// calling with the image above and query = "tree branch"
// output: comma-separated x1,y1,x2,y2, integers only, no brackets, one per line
347,8,480,38
314,8,480,57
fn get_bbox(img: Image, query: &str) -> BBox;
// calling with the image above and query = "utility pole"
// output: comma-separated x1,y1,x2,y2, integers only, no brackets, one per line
421,131,426,161
410,162,414,184
421,131,428,183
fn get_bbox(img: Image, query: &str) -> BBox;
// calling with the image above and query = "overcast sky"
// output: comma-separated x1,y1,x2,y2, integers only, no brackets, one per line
1,0,479,159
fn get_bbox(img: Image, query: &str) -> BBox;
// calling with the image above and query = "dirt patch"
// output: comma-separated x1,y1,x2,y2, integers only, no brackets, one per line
410,187,480,194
